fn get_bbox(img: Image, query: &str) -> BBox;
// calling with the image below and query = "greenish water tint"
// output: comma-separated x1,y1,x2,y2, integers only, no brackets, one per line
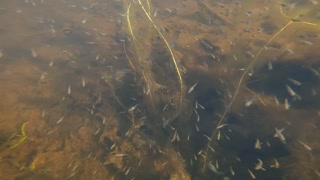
0,0,320,179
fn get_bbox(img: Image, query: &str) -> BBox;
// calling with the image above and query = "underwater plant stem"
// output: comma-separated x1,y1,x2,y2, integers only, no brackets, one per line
202,19,294,172
9,122,29,149
137,0,185,105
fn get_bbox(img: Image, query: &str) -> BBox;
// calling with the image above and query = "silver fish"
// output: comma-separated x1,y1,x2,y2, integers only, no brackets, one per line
188,83,198,93
68,85,71,95
274,128,286,144
254,159,265,171
207,162,222,175
82,77,86,87
248,169,256,179
56,116,64,124
254,139,261,149
298,140,312,151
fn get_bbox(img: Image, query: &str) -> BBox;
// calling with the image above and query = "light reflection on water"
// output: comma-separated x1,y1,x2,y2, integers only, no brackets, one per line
0,0,320,179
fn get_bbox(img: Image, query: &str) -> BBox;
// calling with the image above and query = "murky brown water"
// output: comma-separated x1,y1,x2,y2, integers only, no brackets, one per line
1,0,320,179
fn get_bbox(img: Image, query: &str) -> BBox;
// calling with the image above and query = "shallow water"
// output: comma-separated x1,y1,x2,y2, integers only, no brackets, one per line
0,0,320,179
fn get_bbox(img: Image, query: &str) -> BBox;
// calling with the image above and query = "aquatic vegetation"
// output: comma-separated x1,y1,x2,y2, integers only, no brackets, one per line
1,0,320,179
8,122,29,149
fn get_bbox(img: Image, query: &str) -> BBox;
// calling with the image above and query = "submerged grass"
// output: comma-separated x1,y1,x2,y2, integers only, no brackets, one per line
9,122,29,149
123,0,185,111
201,2,320,172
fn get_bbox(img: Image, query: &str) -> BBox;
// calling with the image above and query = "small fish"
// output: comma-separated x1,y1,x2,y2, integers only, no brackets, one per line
208,145,215,152
284,98,290,110
195,123,199,131
128,104,138,112
41,109,46,118
266,140,271,147
49,60,54,67
286,84,301,100
310,67,320,77
30,0,36,6
268,61,273,70
110,142,116,150
115,153,129,157
175,131,180,142
67,172,76,179
286,48,294,54
245,97,256,107
270,159,279,168
313,169,320,177
226,89,232,99
233,54,237,61
248,169,256,179
299,39,313,46
287,78,301,86
0,49,3,59
200,40,213,49
188,83,198,93
314,89,318,96
230,166,235,176
56,116,64,124
216,160,219,169
298,140,312,151
217,131,221,140
193,109,200,122
274,128,286,144
254,139,261,149
31,48,37,58
82,77,86,87
81,18,87,24
125,167,131,175
62,50,74,57
68,85,71,95
40,72,48,80
87,152,92,159
94,128,100,135
208,162,222,175
168,124,175,131
153,8,158,17
50,27,56,33
195,101,205,109
161,161,168,167
210,53,216,59
203,134,211,141
274,96,279,106
193,154,197,160
254,159,265,171
144,86,150,95
47,129,57,135
163,104,169,111
217,124,228,129
223,133,230,140
171,130,180,142
198,102,205,109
